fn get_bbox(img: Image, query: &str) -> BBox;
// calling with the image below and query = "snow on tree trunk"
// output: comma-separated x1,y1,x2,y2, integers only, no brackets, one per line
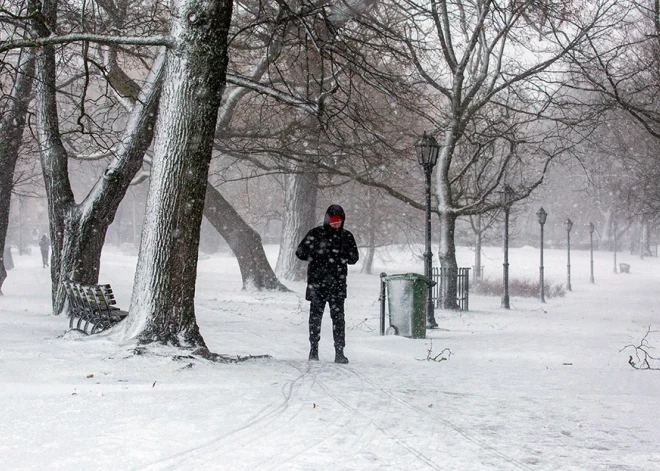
204,183,288,291
641,219,650,257
0,50,34,295
33,16,163,314
34,0,76,308
361,241,375,275
438,211,459,310
361,208,375,275
436,133,459,310
52,60,163,314
275,168,318,281
56,210,107,307
122,0,233,347
474,216,482,281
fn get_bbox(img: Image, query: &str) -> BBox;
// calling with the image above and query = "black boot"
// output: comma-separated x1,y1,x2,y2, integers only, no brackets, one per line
334,349,349,364
309,344,319,361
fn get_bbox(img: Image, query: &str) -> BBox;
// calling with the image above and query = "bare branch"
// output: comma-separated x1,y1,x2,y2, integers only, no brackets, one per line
0,33,172,54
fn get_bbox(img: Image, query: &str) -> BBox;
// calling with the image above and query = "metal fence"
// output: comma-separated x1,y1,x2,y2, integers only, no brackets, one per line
432,267,470,311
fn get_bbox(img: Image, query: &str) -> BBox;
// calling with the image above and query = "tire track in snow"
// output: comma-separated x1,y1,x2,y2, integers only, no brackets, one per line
307,364,444,470
346,366,533,470
135,361,315,470
256,362,391,470
137,359,531,471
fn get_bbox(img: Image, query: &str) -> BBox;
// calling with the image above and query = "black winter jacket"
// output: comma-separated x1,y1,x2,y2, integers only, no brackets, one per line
296,205,359,301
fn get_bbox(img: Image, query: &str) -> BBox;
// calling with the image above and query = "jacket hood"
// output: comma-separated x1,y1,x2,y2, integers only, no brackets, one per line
323,204,345,228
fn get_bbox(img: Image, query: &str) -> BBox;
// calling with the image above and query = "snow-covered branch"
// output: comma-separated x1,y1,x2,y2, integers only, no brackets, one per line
225,74,318,115
0,33,172,54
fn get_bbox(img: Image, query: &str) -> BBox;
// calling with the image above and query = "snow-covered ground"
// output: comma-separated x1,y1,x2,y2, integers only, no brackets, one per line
1,243,659,470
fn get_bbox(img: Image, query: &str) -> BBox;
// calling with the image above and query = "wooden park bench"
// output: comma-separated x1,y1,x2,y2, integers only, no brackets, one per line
62,280,128,334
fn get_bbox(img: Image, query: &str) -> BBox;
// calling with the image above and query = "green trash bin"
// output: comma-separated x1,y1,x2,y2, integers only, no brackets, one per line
385,273,427,339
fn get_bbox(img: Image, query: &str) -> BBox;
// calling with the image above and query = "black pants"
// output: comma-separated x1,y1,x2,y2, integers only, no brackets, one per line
309,295,345,351
40,250,49,267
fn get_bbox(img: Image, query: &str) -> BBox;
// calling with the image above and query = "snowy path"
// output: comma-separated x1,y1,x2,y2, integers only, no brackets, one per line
1,246,659,470
133,360,533,471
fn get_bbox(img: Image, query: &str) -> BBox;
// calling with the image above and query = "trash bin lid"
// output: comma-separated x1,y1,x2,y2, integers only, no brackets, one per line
384,273,427,281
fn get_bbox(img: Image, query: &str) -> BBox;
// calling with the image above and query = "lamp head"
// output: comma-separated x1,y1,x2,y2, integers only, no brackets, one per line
415,131,440,167
536,207,547,225
501,185,515,206
565,218,573,233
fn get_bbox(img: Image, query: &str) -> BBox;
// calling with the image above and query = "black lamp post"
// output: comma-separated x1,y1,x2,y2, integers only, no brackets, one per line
589,222,595,283
416,131,440,329
565,218,573,291
613,220,618,274
537,207,547,303
501,185,515,309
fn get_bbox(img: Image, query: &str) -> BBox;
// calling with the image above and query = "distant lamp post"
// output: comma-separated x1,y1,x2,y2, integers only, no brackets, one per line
500,185,515,309
589,222,595,283
613,220,618,274
565,218,573,291
416,131,440,329
537,207,547,303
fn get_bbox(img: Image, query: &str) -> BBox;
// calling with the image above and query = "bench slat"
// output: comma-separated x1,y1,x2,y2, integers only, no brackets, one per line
63,281,127,335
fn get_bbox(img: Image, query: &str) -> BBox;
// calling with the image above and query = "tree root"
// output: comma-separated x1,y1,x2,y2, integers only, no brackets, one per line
192,347,272,363
131,345,272,363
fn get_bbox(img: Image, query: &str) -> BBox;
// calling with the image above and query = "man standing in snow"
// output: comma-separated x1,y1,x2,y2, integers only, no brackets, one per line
296,204,359,364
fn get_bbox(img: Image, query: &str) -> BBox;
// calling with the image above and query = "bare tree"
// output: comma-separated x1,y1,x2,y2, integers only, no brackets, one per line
204,182,287,290
0,45,34,295
34,36,163,312
120,0,234,347
2,0,231,346
349,0,618,307
570,1,660,225
214,0,386,282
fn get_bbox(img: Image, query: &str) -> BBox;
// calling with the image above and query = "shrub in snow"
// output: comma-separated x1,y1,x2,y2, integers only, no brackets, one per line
472,278,566,299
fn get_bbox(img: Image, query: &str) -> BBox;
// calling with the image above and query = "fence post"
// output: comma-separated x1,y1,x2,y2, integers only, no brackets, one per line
464,268,470,311
432,267,439,308
459,268,464,310
431,267,471,311
379,273,387,336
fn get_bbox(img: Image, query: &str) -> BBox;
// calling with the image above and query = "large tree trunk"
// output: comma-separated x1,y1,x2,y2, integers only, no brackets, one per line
361,234,375,274
436,130,458,309
641,219,650,258
276,168,318,281
436,129,460,310
204,183,288,291
122,0,234,347
438,211,459,310
33,0,76,309
0,50,35,295
361,202,375,274
473,215,483,281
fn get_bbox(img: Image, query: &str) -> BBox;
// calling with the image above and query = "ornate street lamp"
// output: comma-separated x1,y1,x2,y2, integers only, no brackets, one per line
500,185,515,309
589,222,595,283
537,207,547,303
565,218,573,291
416,131,440,329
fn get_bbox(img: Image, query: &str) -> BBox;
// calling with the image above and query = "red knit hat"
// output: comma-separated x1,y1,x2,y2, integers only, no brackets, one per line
329,214,342,225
